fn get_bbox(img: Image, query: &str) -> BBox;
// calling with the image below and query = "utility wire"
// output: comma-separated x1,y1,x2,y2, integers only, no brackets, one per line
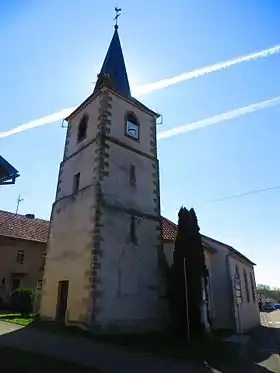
205,184,280,204
104,156,280,205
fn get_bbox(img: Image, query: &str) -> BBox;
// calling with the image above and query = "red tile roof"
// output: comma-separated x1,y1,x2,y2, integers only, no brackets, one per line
0,210,49,243
0,211,255,265
161,217,177,241
161,216,255,265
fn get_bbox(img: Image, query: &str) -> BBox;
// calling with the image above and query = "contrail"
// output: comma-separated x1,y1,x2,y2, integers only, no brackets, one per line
0,108,76,138
157,96,280,140
134,43,280,95
1,43,280,139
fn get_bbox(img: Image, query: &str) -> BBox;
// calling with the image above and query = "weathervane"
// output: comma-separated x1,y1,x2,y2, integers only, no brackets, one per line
113,6,122,29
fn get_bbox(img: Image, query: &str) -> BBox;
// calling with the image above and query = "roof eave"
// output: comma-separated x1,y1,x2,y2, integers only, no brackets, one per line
228,248,256,266
65,91,100,122
163,238,175,243
202,234,255,266
0,156,19,183
65,87,160,123
0,234,47,244
203,243,218,253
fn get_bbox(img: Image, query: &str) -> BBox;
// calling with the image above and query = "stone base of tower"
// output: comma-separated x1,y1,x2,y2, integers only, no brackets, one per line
41,277,169,334
40,308,169,335
88,319,166,334
87,298,169,334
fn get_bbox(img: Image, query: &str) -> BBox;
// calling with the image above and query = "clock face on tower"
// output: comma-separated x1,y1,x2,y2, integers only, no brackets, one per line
126,120,139,140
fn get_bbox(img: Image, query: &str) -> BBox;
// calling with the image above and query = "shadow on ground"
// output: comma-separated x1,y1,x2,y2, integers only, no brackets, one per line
0,321,279,373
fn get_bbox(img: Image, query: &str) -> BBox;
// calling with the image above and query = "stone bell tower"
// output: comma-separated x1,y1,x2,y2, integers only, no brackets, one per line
40,22,162,332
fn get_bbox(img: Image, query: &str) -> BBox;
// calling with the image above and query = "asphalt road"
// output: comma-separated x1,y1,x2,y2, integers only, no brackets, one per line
0,316,280,373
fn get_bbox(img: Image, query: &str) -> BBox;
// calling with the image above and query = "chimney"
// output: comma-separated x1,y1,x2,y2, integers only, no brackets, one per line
25,214,35,219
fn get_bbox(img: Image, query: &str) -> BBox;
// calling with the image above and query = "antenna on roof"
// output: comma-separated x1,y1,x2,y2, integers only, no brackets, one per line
16,194,24,215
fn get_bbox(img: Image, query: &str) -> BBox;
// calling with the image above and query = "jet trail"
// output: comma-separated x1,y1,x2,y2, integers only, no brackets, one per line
157,96,280,140
134,44,280,95
0,108,76,138
1,43,280,139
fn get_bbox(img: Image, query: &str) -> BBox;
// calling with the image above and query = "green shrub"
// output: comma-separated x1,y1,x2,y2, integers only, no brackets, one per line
10,288,34,316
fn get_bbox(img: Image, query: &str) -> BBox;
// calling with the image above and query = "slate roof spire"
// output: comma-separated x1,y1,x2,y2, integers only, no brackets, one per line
93,24,131,97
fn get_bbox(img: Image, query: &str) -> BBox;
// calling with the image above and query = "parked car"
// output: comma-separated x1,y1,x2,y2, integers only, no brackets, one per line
274,303,280,310
264,302,276,312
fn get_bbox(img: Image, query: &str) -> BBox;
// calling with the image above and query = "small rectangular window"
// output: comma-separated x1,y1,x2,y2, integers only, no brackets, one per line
16,250,24,264
129,164,136,186
244,269,250,303
130,216,137,243
40,254,46,270
73,172,80,194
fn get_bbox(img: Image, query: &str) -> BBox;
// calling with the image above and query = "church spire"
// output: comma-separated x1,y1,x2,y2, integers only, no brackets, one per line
93,10,131,98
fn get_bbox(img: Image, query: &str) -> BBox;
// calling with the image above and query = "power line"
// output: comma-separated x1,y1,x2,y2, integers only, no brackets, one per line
205,184,280,204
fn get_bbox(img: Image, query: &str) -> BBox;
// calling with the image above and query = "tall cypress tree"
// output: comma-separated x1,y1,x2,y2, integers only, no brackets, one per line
167,207,209,338
186,208,208,335
167,207,190,337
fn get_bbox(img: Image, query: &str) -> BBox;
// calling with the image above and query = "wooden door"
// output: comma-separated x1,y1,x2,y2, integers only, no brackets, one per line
56,280,69,322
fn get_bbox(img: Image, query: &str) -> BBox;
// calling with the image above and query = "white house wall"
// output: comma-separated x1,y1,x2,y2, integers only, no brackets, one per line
227,255,260,332
208,247,234,330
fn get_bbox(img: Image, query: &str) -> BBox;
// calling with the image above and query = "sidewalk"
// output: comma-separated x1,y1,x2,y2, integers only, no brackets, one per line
242,314,280,372
0,322,213,373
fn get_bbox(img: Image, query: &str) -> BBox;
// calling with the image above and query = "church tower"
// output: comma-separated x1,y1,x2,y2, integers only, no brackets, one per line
40,22,162,332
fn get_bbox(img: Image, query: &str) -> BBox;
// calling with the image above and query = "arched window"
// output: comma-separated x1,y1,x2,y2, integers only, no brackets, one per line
243,269,250,302
130,215,137,243
249,272,256,302
125,112,140,141
234,265,242,304
77,114,88,143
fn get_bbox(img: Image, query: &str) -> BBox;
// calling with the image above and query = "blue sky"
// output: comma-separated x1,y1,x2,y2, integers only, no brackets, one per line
1,0,280,287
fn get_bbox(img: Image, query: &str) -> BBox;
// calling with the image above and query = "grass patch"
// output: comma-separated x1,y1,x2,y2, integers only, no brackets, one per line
0,313,35,326
0,346,101,372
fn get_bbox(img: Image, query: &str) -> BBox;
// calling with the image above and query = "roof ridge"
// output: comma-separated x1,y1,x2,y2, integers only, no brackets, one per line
161,216,177,227
162,216,255,266
0,210,49,243
0,209,49,223
201,234,233,250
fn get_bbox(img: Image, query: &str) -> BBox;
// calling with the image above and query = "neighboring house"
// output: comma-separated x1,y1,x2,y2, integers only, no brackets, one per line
0,155,19,185
0,210,48,303
162,217,260,333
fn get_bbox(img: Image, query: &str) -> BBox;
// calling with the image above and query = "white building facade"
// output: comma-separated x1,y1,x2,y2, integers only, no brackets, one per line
162,217,260,333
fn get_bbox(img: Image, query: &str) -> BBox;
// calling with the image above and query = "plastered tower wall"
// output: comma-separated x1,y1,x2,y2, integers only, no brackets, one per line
40,94,102,325
90,90,162,332
41,88,162,331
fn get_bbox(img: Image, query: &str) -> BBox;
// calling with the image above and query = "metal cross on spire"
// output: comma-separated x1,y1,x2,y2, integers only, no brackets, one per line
113,6,122,29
